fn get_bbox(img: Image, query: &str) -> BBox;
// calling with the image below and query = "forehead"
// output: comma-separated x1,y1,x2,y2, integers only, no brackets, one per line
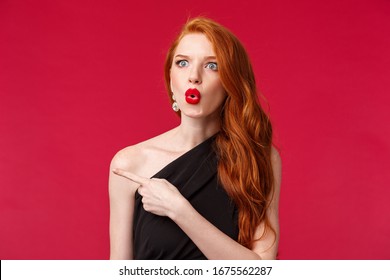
174,33,215,56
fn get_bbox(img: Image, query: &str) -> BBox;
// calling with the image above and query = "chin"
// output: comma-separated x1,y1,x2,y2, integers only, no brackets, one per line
181,108,206,118
183,112,204,119
183,110,220,121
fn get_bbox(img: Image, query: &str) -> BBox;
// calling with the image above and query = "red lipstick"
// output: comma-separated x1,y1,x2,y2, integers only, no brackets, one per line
185,88,201,104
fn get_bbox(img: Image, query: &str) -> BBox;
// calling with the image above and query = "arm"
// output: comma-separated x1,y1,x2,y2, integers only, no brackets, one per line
109,150,139,260
113,147,282,260
171,147,281,259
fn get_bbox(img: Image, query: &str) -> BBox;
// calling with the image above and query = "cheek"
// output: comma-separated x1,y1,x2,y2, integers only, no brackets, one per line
205,87,226,109
210,80,226,100
215,87,227,107
216,91,227,106
170,70,183,92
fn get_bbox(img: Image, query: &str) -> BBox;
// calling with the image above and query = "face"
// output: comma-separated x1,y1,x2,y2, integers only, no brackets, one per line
170,33,226,119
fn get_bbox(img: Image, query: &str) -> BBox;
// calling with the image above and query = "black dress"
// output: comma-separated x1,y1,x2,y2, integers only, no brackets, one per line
133,135,239,259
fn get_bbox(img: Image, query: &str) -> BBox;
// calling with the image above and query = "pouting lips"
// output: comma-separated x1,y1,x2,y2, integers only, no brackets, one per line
185,88,201,104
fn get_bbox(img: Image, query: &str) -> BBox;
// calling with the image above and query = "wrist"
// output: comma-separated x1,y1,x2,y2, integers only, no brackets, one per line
168,195,191,222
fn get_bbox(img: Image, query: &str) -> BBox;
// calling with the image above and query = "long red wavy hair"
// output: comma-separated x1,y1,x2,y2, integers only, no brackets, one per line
164,17,275,249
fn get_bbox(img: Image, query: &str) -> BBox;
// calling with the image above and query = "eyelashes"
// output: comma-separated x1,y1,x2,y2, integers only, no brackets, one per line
205,62,218,70
175,60,218,71
176,60,189,67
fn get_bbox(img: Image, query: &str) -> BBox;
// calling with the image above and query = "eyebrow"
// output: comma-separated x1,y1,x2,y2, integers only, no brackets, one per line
174,54,217,60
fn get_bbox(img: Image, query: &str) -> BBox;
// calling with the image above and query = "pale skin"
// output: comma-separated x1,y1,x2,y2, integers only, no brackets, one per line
109,33,282,260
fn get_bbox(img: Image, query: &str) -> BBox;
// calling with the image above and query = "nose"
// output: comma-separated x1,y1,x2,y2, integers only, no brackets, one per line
188,66,202,84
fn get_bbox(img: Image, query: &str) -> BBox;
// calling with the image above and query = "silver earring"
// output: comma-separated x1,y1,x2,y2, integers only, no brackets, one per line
172,102,179,112
172,94,179,112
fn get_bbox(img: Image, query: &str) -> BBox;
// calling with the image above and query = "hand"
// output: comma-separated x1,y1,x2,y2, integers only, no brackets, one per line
112,168,184,218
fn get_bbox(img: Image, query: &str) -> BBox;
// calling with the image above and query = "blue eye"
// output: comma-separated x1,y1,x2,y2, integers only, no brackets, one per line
176,60,189,67
206,62,218,71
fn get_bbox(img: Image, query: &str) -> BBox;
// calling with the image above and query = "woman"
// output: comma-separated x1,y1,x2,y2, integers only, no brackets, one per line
109,17,281,260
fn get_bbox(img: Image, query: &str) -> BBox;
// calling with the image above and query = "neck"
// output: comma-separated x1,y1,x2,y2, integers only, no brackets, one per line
172,113,221,150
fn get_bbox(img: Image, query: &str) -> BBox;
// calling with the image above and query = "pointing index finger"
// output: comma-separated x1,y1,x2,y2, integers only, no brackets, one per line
112,168,150,185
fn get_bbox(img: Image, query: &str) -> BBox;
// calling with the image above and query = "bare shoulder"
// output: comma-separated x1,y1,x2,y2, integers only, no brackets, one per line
271,146,282,191
109,145,141,199
110,143,143,172
251,146,282,259
109,136,158,197
110,129,178,178
270,147,282,172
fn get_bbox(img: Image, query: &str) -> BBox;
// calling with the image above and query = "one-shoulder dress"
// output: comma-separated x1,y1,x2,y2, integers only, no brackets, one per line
133,135,239,259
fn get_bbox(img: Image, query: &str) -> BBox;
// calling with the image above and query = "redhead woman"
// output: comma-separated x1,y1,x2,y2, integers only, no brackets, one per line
109,17,281,260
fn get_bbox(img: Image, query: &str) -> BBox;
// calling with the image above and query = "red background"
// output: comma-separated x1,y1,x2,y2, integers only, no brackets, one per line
1,0,389,259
